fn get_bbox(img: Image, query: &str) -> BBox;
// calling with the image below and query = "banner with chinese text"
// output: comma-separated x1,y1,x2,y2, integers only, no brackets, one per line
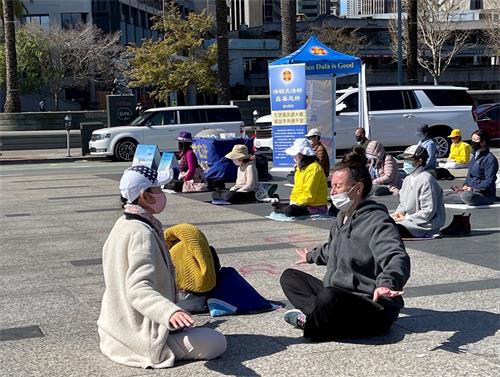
268,63,307,169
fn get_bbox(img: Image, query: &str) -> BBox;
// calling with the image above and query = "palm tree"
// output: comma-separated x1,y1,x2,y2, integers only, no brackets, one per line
406,0,418,84
281,0,297,56
2,0,21,112
215,0,230,105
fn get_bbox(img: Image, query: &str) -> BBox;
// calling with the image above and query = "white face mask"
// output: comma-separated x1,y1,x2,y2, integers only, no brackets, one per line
330,184,358,212
233,160,242,166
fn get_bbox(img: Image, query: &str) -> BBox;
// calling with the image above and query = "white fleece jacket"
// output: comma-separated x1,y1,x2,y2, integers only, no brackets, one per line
97,216,183,369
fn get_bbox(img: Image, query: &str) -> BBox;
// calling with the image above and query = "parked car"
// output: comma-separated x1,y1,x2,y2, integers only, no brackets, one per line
89,105,245,161
476,103,499,143
254,85,479,158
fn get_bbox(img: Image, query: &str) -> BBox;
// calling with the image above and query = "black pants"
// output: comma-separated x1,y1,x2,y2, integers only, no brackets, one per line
280,269,394,341
396,224,416,238
444,191,496,206
273,203,310,217
164,179,183,192
212,189,256,204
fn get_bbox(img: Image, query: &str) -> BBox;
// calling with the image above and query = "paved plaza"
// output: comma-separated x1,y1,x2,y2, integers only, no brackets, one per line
0,156,499,376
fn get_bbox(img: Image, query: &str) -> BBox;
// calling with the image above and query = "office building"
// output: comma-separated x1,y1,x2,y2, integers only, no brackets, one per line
22,0,163,45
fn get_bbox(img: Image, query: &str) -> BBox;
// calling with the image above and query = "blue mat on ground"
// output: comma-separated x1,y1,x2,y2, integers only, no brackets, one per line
211,200,232,205
206,267,279,317
266,211,334,222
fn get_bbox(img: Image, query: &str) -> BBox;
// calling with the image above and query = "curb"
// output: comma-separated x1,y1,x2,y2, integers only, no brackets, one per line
0,156,108,165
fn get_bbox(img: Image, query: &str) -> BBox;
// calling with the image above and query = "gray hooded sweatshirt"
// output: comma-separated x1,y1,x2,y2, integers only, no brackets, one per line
306,200,411,318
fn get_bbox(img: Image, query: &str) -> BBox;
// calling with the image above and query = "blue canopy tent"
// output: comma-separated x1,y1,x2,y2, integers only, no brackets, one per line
269,35,369,162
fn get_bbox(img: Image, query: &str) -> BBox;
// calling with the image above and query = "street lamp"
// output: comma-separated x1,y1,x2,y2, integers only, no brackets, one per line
64,113,72,157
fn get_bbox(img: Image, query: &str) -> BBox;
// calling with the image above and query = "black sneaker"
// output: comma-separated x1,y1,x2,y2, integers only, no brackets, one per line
283,309,306,329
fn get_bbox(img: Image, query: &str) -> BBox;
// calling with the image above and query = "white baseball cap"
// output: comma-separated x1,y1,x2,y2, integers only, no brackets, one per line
285,138,315,156
119,165,159,203
305,128,321,137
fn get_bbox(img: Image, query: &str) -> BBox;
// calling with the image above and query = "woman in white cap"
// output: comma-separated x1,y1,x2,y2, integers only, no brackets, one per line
212,144,259,203
97,165,226,369
273,138,329,217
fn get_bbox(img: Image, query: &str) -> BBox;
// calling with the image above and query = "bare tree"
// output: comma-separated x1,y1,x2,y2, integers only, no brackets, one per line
2,0,20,112
22,24,121,109
389,0,473,85
482,1,500,61
305,23,364,55
281,0,297,56
215,0,230,105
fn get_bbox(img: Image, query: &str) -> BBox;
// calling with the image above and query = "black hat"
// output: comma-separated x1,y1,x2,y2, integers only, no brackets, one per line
417,124,429,133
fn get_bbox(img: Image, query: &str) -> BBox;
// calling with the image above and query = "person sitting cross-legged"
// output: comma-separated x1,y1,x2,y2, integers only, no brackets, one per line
392,145,446,238
365,140,402,196
439,128,471,169
272,138,328,217
212,144,259,204
444,129,499,206
280,150,410,342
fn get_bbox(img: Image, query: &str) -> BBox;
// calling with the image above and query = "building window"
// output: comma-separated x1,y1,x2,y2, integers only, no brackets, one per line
22,14,50,29
470,0,483,10
131,7,138,26
121,4,130,23
61,13,87,29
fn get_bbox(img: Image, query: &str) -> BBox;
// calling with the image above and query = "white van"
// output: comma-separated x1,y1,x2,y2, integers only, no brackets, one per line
89,105,244,161
254,86,478,158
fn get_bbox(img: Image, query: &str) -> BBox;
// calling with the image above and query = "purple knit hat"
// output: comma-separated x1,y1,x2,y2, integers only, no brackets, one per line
178,131,192,142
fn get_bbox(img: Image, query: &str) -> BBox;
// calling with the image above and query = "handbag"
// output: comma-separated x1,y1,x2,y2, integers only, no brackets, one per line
182,167,208,192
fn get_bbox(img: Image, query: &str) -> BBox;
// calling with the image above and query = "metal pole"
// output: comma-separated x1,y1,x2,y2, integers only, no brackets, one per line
397,0,403,85
66,130,71,157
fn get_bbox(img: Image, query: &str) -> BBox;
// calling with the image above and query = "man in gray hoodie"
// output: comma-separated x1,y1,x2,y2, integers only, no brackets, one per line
280,152,411,342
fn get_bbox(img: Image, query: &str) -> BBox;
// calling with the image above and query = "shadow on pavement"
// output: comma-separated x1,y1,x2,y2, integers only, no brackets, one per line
397,307,499,353
203,334,304,376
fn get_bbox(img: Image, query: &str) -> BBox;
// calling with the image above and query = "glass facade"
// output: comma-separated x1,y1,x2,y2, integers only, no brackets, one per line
22,14,50,29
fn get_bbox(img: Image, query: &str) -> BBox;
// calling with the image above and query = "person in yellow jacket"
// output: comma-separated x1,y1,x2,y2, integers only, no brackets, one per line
440,129,471,169
273,138,329,217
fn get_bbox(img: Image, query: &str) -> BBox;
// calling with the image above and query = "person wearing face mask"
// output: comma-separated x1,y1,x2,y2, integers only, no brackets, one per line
416,124,437,173
443,129,498,206
279,151,410,341
164,131,207,192
353,127,370,149
98,165,226,368
305,128,330,178
211,144,259,203
365,140,402,196
392,145,446,238
272,138,329,217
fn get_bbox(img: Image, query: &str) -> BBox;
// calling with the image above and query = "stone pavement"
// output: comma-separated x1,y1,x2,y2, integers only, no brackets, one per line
0,156,499,377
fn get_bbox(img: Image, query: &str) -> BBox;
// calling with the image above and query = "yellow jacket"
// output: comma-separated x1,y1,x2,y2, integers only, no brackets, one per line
164,223,216,293
448,141,471,164
290,161,328,206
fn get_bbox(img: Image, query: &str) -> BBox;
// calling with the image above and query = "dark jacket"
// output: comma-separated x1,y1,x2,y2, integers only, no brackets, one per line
465,147,499,197
306,200,411,317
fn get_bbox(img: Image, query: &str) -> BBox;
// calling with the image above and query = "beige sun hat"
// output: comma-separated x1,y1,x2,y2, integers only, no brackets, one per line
225,144,251,160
